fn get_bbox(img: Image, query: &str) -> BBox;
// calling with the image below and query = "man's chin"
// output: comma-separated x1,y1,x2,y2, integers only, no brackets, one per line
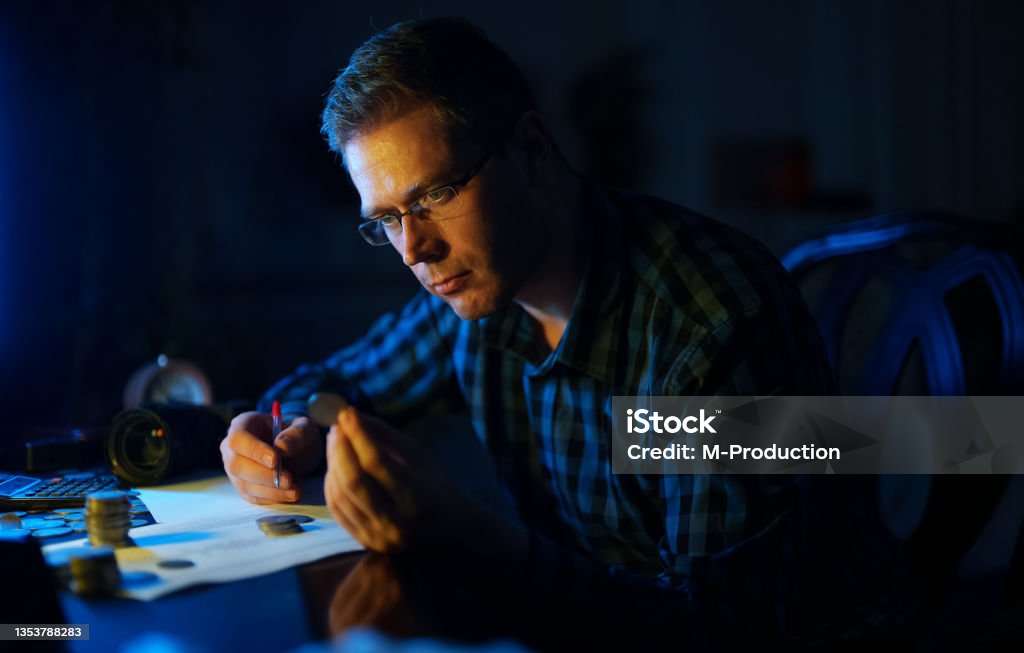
441,292,501,321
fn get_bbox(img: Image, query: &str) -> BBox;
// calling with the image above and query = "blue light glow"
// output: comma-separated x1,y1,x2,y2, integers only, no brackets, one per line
782,214,1024,394
781,221,915,273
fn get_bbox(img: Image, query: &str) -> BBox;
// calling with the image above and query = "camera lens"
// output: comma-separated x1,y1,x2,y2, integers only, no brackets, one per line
106,405,229,486
106,410,173,486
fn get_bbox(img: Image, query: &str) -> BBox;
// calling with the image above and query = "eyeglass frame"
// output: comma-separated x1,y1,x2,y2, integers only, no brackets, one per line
356,148,495,246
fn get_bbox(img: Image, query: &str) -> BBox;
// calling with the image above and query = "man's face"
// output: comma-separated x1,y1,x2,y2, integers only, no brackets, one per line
344,107,541,320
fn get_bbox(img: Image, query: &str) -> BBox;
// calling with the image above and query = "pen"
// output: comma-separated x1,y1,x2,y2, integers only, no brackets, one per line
271,400,282,490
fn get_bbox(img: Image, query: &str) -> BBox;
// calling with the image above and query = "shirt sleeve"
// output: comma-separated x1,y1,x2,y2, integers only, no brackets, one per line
258,290,465,424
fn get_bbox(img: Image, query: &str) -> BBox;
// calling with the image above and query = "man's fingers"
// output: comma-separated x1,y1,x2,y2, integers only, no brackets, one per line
332,410,421,518
355,409,421,463
329,498,360,540
224,429,277,468
235,478,300,504
226,454,294,490
327,426,396,517
336,408,416,480
274,421,309,458
229,411,273,441
325,468,372,543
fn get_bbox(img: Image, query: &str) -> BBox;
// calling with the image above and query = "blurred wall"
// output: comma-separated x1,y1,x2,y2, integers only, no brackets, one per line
1,0,1022,429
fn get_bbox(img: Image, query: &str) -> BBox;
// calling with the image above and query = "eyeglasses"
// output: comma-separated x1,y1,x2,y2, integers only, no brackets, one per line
357,150,493,246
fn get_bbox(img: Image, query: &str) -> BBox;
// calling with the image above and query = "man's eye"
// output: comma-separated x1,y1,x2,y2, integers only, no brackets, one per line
424,187,456,204
377,214,399,226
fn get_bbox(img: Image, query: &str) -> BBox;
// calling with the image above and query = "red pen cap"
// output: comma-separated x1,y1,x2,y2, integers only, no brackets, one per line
271,400,282,419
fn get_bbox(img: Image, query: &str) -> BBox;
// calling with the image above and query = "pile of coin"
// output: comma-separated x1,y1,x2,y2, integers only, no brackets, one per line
0,513,31,540
1,511,73,540
55,508,88,534
0,513,22,530
85,490,133,547
256,515,304,537
69,546,121,596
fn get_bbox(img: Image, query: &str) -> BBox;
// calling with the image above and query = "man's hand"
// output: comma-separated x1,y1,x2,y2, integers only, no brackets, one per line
325,407,528,569
324,407,452,552
328,554,424,638
221,410,324,504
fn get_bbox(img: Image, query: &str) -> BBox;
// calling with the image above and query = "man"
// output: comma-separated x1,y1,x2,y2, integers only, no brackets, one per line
220,16,835,639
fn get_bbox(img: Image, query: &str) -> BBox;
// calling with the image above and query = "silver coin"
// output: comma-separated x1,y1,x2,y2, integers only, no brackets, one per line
87,513,132,524
69,546,120,596
258,526,301,535
291,515,314,524
54,508,83,516
87,521,131,530
23,518,64,530
87,490,131,502
308,392,350,427
0,529,33,540
5,511,28,517
129,507,150,515
258,517,304,535
86,505,130,518
33,527,73,539
256,515,296,527
89,529,132,537
87,512,130,520
260,520,302,530
157,559,195,569
0,515,22,530
129,519,148,528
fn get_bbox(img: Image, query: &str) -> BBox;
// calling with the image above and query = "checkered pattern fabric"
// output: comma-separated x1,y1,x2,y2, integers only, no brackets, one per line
261,184,835,596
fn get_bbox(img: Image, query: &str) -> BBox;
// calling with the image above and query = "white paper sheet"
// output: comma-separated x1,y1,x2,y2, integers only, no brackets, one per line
44,472,363,600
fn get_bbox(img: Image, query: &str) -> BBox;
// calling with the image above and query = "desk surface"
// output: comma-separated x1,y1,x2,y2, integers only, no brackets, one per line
58,547,1024,653
61,554,335,652
58,548,622,652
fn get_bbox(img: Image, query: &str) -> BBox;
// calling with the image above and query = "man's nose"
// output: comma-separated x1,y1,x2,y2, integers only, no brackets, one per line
399,215,444,267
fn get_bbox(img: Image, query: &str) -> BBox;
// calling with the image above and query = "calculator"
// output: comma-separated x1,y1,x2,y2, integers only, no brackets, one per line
0,470,122,509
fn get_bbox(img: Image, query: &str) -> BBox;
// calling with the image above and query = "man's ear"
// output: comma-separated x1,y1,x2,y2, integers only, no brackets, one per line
509,110,552,185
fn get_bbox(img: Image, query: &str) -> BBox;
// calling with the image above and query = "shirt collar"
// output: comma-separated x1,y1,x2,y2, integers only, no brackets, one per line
480,182,627,382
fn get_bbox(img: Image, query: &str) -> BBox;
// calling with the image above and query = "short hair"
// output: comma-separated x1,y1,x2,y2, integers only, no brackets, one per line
320,17,536,159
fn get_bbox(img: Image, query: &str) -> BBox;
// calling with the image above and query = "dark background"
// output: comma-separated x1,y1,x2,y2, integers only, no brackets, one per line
1,0,1022,431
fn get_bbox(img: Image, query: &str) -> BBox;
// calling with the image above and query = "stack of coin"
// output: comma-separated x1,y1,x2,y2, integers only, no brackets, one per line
85,490,133,547
256,515,304,537
45,545,92,590
69,546,121,596
0,513,22,530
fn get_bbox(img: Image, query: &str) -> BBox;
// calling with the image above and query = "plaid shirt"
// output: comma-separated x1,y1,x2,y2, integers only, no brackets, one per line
262,185,835,611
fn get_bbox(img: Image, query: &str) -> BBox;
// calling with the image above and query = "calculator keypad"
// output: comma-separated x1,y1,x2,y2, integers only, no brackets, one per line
22,474,117,498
